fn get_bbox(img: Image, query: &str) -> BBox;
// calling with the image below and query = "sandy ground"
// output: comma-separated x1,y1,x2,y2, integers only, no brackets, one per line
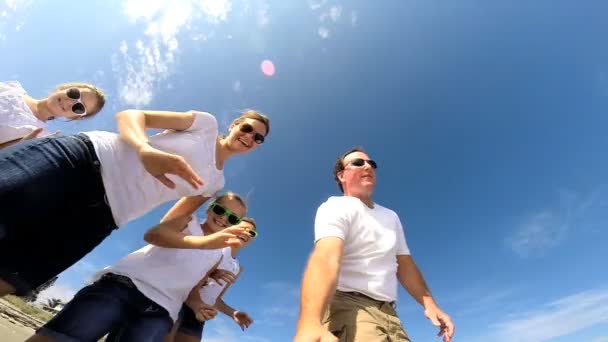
0,316,33,342
0,300,43,342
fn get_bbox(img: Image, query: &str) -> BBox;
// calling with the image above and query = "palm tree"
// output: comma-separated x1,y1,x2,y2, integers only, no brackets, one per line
46,298,63,308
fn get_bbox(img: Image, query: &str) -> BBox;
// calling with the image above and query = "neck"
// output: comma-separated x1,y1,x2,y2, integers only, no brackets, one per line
215,137,237,169
201,222,215,235
344,190,374,208
23,96,52,121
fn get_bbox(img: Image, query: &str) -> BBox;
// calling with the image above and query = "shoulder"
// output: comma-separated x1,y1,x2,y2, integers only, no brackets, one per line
0,81,25,93
188,110,218,132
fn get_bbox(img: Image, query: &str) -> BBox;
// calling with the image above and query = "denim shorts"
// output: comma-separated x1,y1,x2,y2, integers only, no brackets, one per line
0,134,117,295
38,273,173,342
177,304,206,338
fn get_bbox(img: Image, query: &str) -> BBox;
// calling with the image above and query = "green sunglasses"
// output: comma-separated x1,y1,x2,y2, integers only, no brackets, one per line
209,202,242,225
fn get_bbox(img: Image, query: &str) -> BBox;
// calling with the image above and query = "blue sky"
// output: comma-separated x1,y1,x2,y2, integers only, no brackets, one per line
2,0,608,341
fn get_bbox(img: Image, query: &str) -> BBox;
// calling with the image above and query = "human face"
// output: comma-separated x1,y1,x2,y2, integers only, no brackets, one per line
338,151,377,195
46,88,100,119
226,118,268,153
205,198,246,233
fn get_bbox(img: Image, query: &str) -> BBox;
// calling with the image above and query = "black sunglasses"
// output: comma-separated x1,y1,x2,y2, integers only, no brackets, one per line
209,202,242,225
348,158,378,169
65,88,87,115
239,123,265,144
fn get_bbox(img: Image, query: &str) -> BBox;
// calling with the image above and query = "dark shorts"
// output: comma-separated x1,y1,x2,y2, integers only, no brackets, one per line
177,304,205,338
0,134,117,295
38,273,173,342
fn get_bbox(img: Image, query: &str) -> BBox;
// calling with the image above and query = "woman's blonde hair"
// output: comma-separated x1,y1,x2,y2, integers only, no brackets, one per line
53,82,106,117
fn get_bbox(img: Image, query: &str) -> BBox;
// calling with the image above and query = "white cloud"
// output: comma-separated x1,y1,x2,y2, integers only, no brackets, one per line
198,0,232,23
114,0,233,107
479,288,608,342
233,80,242,93
202,316,270,342
308,0,326,10
507,187,608,256
257,4,269,27
329,5,342,22
36,284,76,304
350,10,358,26
318,26,329,39
594,337,608,342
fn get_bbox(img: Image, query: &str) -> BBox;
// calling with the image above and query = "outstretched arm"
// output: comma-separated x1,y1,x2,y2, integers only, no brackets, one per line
397,255,454,342
161,196,210,223
144,215,248,249
294,237,343,342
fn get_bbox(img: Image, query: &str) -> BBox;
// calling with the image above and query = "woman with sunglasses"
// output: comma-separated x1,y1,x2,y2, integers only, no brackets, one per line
0,107,270,300
26,192,251,342
0,81,105,149
167,217,258,342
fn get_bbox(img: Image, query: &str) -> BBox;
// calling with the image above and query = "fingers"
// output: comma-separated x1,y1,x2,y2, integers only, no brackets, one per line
174,157,204,189
23,128,43,140
226,237,245,248
156,174,176,189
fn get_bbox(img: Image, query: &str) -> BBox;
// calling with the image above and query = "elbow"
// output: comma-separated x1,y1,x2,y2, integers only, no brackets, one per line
115,109,140,122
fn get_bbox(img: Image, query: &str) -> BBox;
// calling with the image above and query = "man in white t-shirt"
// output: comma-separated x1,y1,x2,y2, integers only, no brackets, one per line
294,148,455,342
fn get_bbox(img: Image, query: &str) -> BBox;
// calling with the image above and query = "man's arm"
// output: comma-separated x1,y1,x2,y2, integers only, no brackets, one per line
397,255,454,342
295,237,343,334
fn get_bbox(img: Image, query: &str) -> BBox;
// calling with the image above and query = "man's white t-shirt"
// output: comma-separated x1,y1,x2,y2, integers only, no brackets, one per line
314,196,410,302
200,247,240,306
83,111,225,226
91,218,223,321
0,81,46,144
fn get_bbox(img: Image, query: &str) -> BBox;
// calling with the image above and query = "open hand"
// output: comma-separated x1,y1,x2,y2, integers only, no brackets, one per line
424,306,454,342
137,144,204,189
232,310,253,331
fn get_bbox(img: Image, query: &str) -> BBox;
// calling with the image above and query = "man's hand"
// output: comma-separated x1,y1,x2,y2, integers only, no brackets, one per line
424,305,454,342
232,310,253,331
136,143,204,189
294,323,338,342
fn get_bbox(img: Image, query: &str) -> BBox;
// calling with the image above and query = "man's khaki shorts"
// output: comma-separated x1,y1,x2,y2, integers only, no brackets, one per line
323,291,411,342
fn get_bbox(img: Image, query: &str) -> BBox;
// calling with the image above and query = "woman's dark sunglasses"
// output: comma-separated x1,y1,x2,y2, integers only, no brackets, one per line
348,158,378,169
66,88,87,116
239,123,265,144
210,202,242,225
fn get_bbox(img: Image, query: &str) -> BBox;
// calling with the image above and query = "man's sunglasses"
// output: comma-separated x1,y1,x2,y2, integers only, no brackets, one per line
239,123,265,144
65,88,87,116
348,158,378,169
209,202,242,225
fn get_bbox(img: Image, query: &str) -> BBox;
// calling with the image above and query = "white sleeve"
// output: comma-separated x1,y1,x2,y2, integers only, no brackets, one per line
314,199,351,242
186,111,218,132
395,215,410,256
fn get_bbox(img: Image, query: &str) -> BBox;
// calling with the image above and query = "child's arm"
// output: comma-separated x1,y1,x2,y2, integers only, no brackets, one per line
185,259,222,321
144,215,248,249
215,267,253,330
160,195,210,223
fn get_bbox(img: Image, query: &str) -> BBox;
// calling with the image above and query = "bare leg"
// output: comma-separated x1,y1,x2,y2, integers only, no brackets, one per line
0,278,16,298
